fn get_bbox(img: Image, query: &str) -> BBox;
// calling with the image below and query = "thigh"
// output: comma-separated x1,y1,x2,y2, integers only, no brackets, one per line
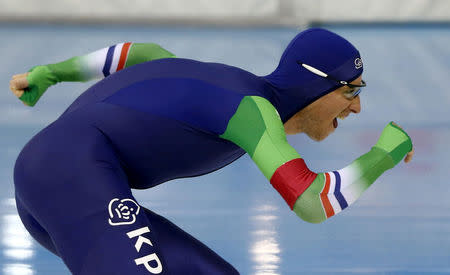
140,207,239,275
14,121,163,274
78,206,239,275
15,194,58,256
16,151,166,274
14,121,238,275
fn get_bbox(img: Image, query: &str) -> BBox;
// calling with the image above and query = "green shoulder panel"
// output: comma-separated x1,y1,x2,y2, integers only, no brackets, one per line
220,96,300,180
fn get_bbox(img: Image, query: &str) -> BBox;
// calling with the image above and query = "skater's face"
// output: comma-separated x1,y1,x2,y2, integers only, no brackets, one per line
283,75,363,141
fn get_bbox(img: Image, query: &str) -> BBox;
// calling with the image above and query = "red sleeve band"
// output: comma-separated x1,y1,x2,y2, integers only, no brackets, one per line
270,158,317,209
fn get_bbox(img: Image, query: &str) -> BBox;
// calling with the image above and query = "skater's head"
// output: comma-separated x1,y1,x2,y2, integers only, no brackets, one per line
264,28,365,140
283,75,363,140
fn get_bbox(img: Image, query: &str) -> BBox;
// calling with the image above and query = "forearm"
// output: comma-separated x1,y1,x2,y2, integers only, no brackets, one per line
289,122,412,223
20,42,176,106
292,146,395,223
45,42,176,82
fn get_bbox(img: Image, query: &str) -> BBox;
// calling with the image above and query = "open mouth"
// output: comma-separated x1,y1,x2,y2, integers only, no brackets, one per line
333,117,338,128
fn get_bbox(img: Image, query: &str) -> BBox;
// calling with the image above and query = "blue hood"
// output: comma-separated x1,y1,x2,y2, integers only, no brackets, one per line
264,28,364,121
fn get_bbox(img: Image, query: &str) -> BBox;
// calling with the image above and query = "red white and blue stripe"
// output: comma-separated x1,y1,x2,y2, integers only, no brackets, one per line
102,42,132,77
320,171,349,218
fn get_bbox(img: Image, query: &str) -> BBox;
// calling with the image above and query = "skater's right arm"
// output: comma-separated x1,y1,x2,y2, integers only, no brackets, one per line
9,43,176,107
220,96,413,223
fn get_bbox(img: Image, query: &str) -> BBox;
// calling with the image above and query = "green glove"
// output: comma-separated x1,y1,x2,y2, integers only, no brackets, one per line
20,66,59,107
374,121,413,166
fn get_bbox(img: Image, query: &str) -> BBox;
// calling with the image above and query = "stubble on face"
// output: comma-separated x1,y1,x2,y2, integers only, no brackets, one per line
284,75,363,140
296,103,334,141
337,110,351,120
283,101,333,141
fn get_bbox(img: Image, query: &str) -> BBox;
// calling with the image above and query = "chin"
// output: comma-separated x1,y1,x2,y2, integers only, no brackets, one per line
307,131,329,141
307,127,334,141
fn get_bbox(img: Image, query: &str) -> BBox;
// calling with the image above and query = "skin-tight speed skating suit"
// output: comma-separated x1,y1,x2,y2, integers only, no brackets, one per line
14,29,412,274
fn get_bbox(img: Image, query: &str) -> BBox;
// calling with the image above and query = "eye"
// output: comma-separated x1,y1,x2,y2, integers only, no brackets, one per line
343,90,355,100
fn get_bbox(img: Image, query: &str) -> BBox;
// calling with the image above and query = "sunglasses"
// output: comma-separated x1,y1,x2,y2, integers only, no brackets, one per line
296,61,366,99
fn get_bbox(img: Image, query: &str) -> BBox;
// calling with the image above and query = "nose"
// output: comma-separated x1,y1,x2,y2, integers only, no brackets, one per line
350,95,361,114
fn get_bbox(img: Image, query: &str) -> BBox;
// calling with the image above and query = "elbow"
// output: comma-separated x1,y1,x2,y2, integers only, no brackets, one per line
293,202,327,224
304,217,326,224
297,212,326,224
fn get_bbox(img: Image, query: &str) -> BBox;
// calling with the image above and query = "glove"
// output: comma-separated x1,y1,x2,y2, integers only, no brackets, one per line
373,121,413,166
19,65,59,107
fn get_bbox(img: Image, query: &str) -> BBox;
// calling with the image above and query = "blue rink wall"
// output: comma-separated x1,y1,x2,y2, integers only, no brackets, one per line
0,24,449,274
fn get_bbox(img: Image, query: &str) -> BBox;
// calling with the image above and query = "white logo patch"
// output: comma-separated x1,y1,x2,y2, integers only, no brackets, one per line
108,198,141,226
354,57,363,69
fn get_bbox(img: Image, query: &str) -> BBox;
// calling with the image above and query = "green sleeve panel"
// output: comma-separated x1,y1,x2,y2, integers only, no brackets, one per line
124,43,176,68
47,57,85,82
293,174,327,223
220,96,300,180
